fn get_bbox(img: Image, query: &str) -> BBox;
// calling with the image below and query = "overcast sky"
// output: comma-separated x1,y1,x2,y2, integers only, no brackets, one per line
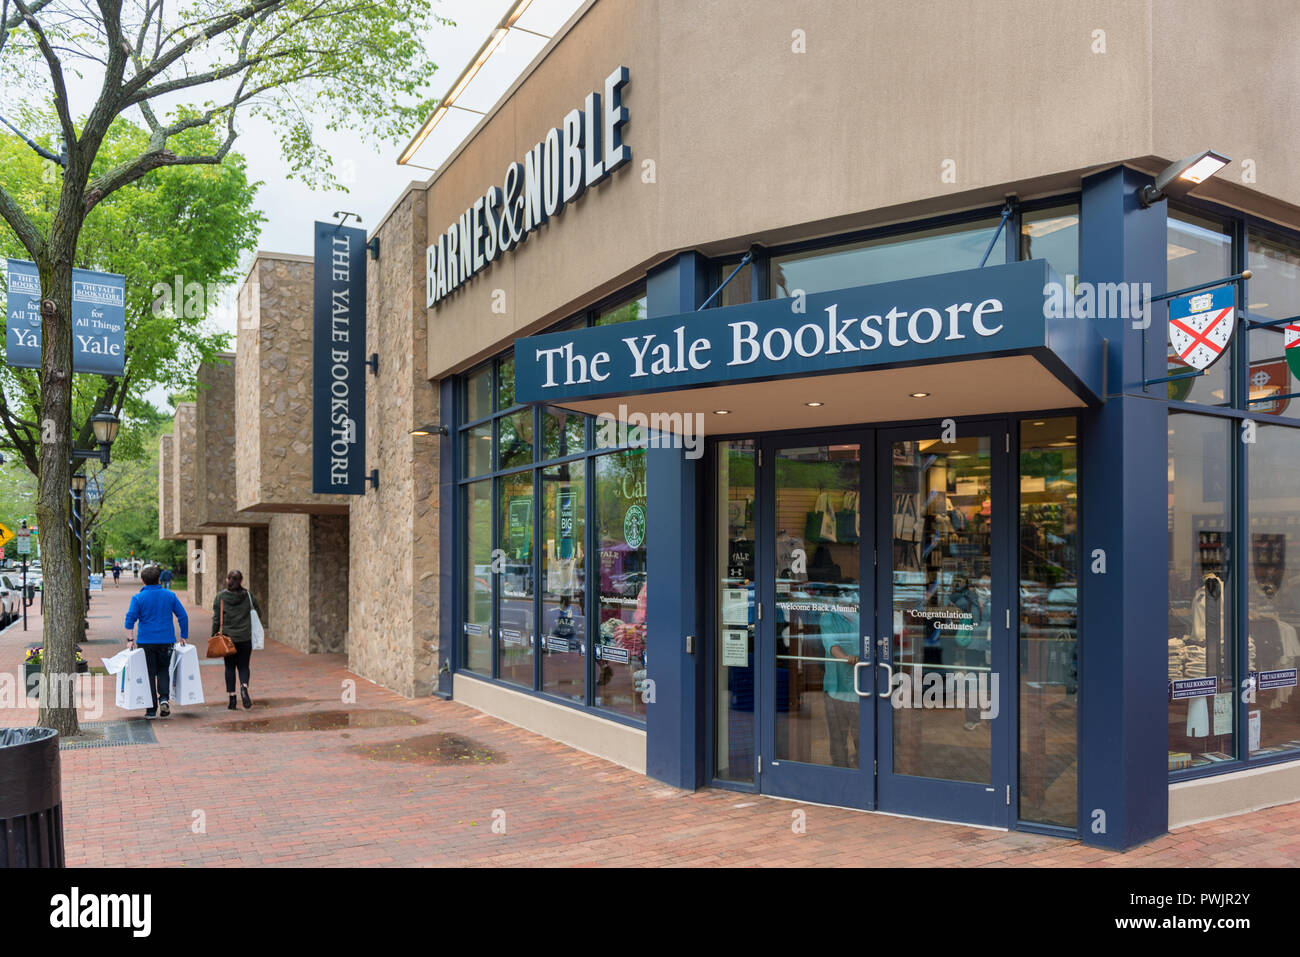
164,0,584,407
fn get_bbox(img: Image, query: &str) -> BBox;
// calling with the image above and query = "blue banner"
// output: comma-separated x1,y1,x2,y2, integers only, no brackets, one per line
311,222,367,495
5,259,126,375
515,260,1059,404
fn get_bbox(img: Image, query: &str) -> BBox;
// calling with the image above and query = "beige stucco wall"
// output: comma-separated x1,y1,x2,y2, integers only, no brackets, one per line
420,0,1300,377
196,354,268,529
170,403,205,538
235,254,350,515
348,188,441,697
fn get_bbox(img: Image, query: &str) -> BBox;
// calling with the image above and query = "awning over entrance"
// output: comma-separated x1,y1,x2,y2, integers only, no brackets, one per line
515,260,1104,432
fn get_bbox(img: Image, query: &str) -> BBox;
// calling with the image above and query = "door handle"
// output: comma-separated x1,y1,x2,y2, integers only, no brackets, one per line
876,660,893,698
853,660,871,698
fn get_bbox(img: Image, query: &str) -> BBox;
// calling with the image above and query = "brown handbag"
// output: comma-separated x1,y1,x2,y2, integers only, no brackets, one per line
206,592,237,658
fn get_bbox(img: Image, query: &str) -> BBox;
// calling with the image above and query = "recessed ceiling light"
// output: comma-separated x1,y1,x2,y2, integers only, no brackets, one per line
1065,434,1077,440
1032,420,1045,426
805,401,824,407
909,392,930,398
713,409,732,415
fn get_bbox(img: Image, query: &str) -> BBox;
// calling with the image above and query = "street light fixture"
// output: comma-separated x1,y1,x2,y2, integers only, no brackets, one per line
72,411,121,466
1138,150,1231,208
70,472,87,493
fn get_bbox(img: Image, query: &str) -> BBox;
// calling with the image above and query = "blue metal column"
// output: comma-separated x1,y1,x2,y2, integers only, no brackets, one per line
645,253,707,789
1076,166,1170,848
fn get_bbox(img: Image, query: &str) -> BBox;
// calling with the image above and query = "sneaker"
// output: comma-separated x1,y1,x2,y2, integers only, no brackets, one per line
159,700,170,718
144,709,158,719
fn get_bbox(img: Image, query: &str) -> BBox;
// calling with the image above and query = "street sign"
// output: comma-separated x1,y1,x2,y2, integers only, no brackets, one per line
0,523,14,548
16,530,31,555
89,573,103,592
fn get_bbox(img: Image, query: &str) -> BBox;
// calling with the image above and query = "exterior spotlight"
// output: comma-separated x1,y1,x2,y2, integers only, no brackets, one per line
910,392,930,398
805,401,824,407
1138,150,1230,207
409,424,449,436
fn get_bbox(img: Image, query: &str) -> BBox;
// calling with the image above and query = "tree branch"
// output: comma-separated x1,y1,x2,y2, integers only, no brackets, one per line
11,0,78,163
0,182,45,259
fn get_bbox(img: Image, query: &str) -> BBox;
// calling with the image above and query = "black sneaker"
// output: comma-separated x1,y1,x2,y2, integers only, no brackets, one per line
159,700,170,718
144,709,157,719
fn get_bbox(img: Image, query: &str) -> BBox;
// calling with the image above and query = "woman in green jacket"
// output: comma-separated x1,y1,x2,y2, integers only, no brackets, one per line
212,569,262,710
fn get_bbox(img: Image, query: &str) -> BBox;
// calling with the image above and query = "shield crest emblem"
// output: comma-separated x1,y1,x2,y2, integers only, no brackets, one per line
1285,322,1300,379
1168,286,1235,371
1249,359,1291,415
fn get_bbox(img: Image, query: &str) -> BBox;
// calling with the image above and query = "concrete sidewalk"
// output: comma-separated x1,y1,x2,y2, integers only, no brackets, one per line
2,581,1298,866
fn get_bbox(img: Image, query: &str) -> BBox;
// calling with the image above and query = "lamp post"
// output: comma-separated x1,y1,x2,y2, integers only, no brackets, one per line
70,471,88,631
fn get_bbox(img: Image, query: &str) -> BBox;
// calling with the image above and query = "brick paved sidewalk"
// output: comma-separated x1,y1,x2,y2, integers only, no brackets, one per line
2,581,1299,866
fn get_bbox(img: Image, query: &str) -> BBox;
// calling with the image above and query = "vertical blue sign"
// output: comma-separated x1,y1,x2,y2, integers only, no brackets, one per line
4,259,125,374
311,222,367,494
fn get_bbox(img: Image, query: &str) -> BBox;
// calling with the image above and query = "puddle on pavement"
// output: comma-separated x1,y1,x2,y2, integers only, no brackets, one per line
212,709,424,733
347,732,504,765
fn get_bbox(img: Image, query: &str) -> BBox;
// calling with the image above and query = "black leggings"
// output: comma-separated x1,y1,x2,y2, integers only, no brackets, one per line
224,641,252,694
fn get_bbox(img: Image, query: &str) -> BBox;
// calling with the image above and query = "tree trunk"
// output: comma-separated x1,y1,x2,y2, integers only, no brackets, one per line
35,242,79,737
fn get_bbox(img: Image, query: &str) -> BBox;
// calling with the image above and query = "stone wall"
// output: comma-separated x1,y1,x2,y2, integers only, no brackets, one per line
197,354,267,529
309,514,349,654
185,537,201,608
158,434,177,541
171,403,204,539
348,187,441,697
268,513,310,652
235,254,349,515
226,525,270,625
196,532,228,610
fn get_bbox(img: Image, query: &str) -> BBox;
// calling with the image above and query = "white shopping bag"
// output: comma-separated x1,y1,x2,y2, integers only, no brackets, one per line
101,649,133,675
249,608,264,651
113,648,152,711
168,643,205,706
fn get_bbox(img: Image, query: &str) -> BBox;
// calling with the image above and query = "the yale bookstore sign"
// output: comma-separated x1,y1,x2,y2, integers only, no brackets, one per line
515,261,1063,403
425,66,632,308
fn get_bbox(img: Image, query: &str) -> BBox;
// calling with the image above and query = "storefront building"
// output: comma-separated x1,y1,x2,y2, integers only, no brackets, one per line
160,0,1300,849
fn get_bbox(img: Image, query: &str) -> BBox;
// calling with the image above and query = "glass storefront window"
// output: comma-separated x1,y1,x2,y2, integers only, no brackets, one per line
1018,418,1078,827
463,423,492,478
541,462,586,703
715,440,757,782
1247,425,1300,757
770,217,1006,299
1168,412,1236,770
1167,211,1234,406
594,296,647,326
594,448,649,718
1019,204,1079,289
463,480,493,675
498,410,534,470
713,262,753,308
1247,232,1300,420
542,407,586,460
465,363,492,422
497,354,517,409
497,471,535,687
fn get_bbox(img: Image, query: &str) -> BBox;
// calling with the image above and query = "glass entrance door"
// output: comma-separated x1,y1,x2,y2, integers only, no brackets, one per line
758,433,874,809
873,425,1012,826
730,423,1012,824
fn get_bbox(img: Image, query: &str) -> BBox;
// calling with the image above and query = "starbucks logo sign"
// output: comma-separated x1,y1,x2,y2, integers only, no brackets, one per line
623,505,646,549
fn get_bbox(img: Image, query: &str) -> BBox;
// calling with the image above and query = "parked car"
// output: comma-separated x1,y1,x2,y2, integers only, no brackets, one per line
0,576,19,626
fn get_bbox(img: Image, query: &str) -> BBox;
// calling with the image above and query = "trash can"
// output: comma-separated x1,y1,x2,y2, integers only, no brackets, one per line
0,727,64,867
